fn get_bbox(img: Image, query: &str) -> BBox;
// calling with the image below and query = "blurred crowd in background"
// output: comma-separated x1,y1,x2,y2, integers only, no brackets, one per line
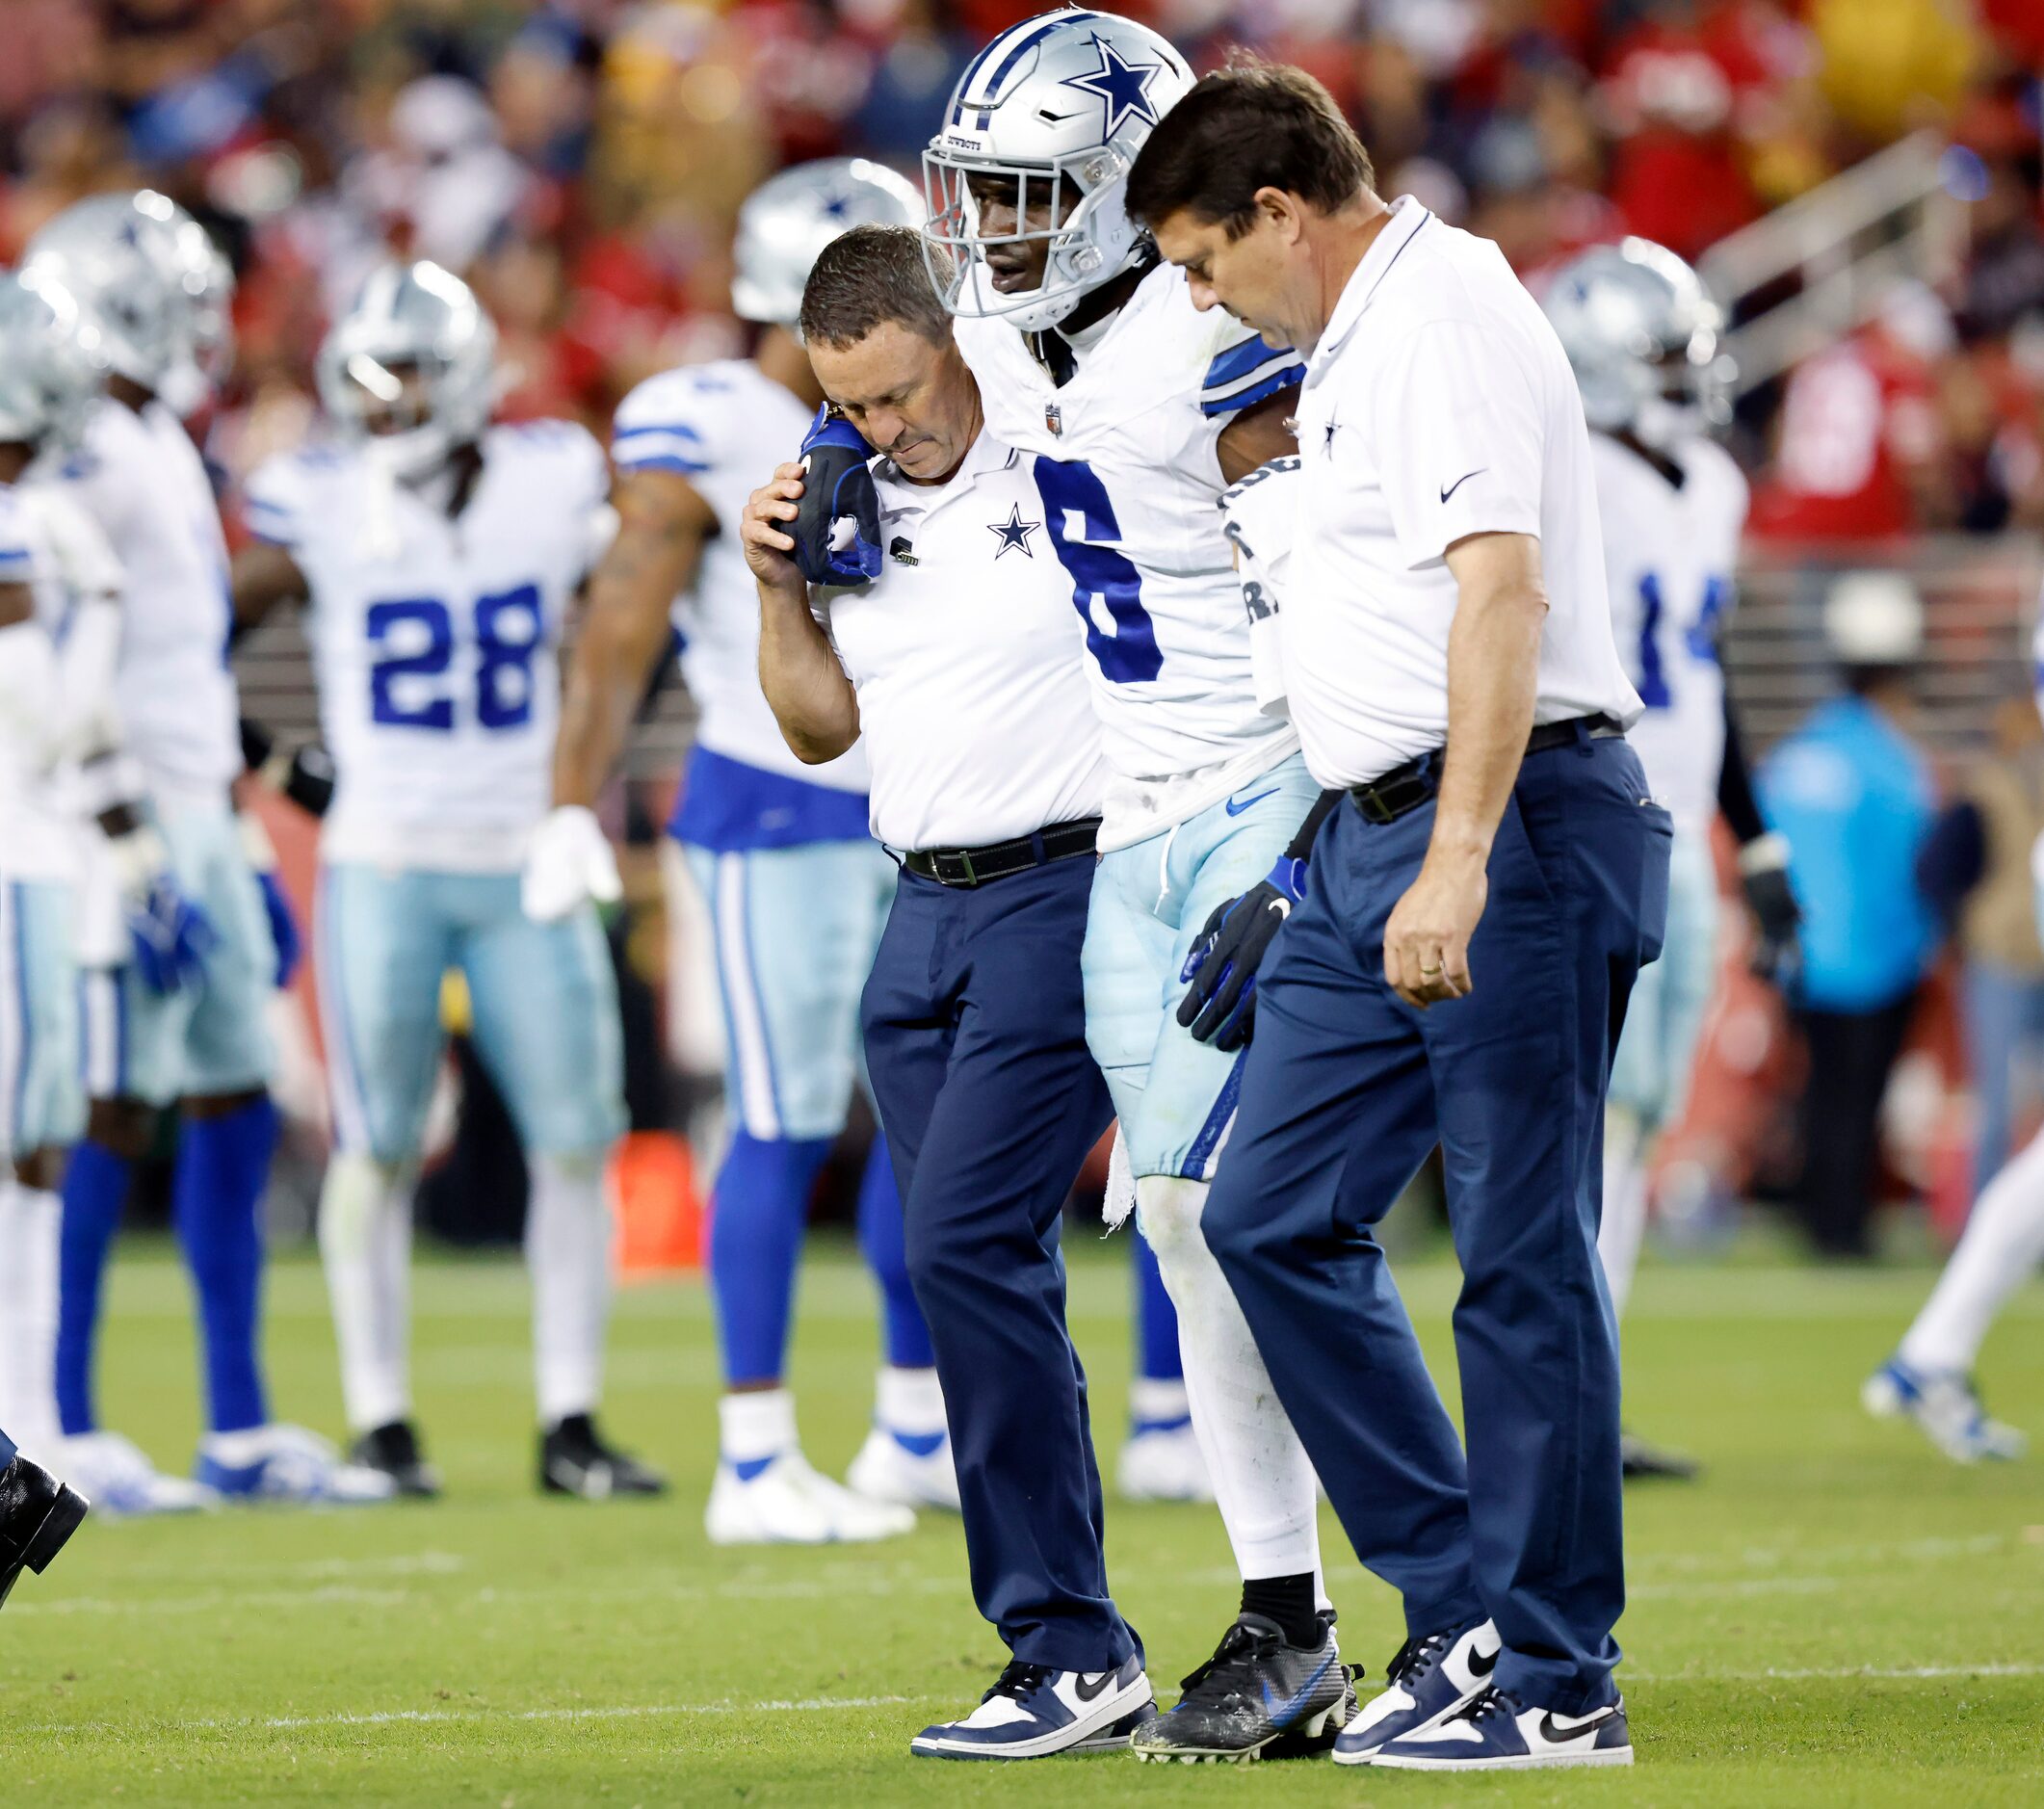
0,0,2039,541
7,0,2044,1264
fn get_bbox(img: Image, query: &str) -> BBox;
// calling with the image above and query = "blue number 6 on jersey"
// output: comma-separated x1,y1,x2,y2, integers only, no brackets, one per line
1034,459,1163,684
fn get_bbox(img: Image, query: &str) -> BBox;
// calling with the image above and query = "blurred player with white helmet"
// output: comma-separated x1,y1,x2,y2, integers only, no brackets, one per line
1544,238,1800,1479
530,159,940,1543
0,267,124,1472
920,9,1350,1758
233,261,663,1502
26,191,386,1509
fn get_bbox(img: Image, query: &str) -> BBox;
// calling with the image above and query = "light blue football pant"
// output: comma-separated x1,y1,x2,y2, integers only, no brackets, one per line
1608,825,1720,1130
1084,751,1323,1181
682,841,898,1140
81,798,275,1106
315,864,625,1164
0,878,84,1164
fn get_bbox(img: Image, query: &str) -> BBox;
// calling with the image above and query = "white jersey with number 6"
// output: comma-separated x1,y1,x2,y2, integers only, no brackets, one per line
954,263,1302,836
1592,432,1750,832
245,421,610,871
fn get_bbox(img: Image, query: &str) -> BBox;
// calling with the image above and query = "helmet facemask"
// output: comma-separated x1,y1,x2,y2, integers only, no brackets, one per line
922,144,1140,332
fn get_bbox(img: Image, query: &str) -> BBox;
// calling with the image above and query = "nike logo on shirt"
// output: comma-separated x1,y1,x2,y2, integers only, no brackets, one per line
1439,468,1485,503
1225,789,1277,816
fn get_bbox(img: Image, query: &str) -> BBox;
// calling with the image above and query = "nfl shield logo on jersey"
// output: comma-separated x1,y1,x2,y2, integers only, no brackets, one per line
1045,402,1062,437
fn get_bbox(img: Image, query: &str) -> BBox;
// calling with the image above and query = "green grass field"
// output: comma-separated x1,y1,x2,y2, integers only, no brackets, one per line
5,1233,2041,1806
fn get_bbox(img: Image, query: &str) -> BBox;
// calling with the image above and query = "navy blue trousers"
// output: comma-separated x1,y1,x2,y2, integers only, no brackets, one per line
862,857,1130,1671
1206,735,1670,1714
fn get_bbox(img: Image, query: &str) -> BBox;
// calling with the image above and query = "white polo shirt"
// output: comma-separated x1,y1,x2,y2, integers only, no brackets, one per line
1286,198,1641,788
816,430,1109,852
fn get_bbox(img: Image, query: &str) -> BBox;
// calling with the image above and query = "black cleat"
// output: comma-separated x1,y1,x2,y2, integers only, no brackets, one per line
0,1454,89,1611
1621,1429,1699,1481
351,1421,442,1499
1130,1612,1355,1764
538,1414,668,1499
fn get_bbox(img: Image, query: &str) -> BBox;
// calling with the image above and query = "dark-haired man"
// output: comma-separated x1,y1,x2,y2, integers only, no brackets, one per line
1128,62,1666,1772
746,223,1152,1761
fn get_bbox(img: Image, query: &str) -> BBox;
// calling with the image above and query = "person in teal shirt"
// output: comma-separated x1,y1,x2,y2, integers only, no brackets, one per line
1760,574,1937,1256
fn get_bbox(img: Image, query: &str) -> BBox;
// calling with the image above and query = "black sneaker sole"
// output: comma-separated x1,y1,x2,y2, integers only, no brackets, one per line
0,1482,89,1611
1133,1691,1354,1765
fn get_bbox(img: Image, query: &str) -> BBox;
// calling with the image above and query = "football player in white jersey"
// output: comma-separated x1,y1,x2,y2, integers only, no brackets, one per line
0,269,124,1471
26,193,386,1509
923,9,1354,1755
1545,240,1799,1479
233,262,663,1502
526,161,932,1543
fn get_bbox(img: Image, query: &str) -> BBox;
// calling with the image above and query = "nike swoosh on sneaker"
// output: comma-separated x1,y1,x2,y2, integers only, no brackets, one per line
1538,1706,1620,1742
1224,790,1277,816
1469,1644,1498,1677
1072,1669,1116,1702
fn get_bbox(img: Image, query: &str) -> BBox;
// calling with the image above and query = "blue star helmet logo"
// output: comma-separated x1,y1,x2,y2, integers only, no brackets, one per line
1061,34,1165,143
817,188,854,223
987,503,1039,559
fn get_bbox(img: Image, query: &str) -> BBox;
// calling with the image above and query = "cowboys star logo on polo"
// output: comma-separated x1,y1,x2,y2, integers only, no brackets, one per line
987,503,1039,558
1061,33,1165,141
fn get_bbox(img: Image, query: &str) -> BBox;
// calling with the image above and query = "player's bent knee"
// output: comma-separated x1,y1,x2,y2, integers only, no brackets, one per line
1134,1174,1213,1272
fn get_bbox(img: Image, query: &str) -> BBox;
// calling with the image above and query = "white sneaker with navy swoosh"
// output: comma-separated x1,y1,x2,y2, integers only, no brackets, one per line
1333,1616,1500,1763
911,1653,1156,1759
1369,1684,1633,1770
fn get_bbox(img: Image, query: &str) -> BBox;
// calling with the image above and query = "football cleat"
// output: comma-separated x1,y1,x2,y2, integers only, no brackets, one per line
1131,1611,1354,1764
0,1452,89,1611
1369,1684,1632,1770
195,1424,397,1505
1333,1615,1501,1764
705,1450,914,1544
1621,1429,1700,1481
846,1424,961,1511
538,1414,668,1499
1116,1421,1215,1504
59,1431,219,1517
1863,1357,2026,1463
911,1653,1155,1760
351,1421,442,1499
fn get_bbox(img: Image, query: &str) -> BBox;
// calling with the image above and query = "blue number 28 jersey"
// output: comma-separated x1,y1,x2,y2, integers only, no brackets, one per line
246,421,610,871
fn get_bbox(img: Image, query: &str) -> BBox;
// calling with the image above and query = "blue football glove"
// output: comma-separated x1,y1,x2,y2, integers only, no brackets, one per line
110,828,218,996
793,406,883,585
256,868,301,989
1177,857,1307,1051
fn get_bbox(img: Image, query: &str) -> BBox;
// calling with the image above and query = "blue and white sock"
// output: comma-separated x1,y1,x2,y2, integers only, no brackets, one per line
173,1095,279,1434
708,1131,831,1386
856,1133,935,1372
719,1387,798,1478
57,1137,131,1437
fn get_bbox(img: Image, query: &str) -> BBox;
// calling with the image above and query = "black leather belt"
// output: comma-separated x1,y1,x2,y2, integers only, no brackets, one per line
1348,714,1626,826
901,818,1101,888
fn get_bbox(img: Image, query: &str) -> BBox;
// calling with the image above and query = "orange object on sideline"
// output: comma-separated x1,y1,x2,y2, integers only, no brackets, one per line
611,1131,704,1273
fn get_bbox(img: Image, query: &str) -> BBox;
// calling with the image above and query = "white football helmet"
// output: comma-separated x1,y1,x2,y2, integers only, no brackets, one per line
733,157,925,328
923,8,1193,331
315,260,497,480
24,191,225,404
0,266,109,454
1544,238,1734,449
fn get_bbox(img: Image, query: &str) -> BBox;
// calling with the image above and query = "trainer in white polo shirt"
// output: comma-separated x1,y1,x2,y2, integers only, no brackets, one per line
1130,61,1669,1771
742,223,1149,1764
1283,196,1641,783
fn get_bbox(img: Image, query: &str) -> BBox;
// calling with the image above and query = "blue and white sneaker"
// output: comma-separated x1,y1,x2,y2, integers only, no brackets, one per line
1863,1356,2026,1463
911,1653,1155,1760
58,1432,219,1518
1370,1684,1632,1770
1333,1615,1499,1764
195,1424,397,1505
